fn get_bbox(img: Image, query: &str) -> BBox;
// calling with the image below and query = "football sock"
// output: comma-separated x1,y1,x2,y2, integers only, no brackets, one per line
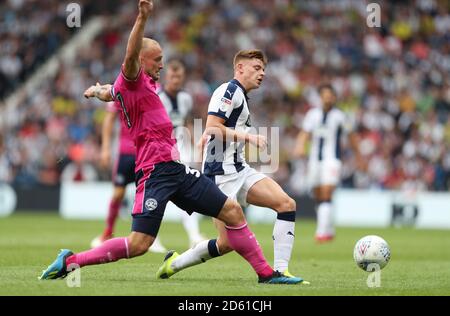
66,237,129,268
225,222,273,278
105,199,121,237
171,239,220,272
273,211,296,273
317,201,334,237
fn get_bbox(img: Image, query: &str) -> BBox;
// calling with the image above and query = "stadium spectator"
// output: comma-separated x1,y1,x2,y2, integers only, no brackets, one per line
0,133,13,183
0,0,449,192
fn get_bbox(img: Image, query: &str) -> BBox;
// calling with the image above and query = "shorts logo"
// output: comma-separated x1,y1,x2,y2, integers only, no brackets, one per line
145,199,158,211
115,174,125,185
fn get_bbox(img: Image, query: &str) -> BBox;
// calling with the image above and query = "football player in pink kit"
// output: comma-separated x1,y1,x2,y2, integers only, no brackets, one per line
91,79,205,251
40,0,301,284
90,100,167,253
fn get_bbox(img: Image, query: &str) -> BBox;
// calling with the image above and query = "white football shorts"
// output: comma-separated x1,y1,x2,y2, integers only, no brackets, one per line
307,159,342,188
209,166,267,207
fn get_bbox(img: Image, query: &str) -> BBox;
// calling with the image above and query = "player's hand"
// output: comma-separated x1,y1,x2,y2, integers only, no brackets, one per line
195,133,209,164
248,134,267,151
138,0,153,18
84,82,101,99
196,133,208,153
100,149,111,169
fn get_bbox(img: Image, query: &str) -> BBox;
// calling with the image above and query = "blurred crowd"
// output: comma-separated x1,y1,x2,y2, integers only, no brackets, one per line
0,0,449,193
0,0,125,100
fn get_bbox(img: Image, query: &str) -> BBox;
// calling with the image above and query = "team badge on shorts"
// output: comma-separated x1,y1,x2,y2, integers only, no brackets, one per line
145,199,158,211
115,174,125,185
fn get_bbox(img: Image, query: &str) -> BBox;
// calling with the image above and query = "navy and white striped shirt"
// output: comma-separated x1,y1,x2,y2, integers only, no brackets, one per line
158,90,193,129
203,79,251,176
158,89,193,163
303,107,352,163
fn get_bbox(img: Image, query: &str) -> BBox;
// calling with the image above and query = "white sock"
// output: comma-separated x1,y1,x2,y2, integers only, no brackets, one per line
181,212,203,246
316,202,334,236
171,239,220,272
273,212,296,273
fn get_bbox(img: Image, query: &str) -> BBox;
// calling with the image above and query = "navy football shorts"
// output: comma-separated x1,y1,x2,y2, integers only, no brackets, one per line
113,154,136,187
131,161,228,237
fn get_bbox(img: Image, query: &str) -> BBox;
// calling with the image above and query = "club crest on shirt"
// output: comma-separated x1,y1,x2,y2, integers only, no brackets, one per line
145,198,158,211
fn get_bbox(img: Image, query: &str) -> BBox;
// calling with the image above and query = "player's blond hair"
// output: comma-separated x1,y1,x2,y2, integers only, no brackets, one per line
233,50,268,68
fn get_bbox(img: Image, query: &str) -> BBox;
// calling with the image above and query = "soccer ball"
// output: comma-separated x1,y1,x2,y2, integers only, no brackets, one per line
353,235,391,271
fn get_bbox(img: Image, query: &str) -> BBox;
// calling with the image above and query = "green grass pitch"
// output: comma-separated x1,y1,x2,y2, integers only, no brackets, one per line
0,213,449,296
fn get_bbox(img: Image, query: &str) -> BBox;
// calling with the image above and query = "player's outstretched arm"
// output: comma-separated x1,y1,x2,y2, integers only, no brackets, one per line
84,83,113,102
123,0,153,80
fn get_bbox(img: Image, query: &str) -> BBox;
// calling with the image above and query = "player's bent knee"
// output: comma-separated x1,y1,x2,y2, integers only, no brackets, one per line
218,199,245,226
317,194,332,203
318,186,335,202
275,196,296,213
288,197,296,211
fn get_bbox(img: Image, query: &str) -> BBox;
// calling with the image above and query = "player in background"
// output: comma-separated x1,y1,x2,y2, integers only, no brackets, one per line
158,60,206,247
294,84,363,242
40,0,301,284
157,50,306,283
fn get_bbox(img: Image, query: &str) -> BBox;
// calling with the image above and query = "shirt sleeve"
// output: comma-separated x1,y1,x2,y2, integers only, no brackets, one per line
106,101,119,113
207,83,242,121
118,65,145,91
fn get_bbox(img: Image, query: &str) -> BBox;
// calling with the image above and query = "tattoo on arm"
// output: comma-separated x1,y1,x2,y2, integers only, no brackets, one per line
96,86,109,98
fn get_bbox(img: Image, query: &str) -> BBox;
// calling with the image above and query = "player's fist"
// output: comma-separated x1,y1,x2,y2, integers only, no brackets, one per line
139,0,153,18
84,82,101,99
